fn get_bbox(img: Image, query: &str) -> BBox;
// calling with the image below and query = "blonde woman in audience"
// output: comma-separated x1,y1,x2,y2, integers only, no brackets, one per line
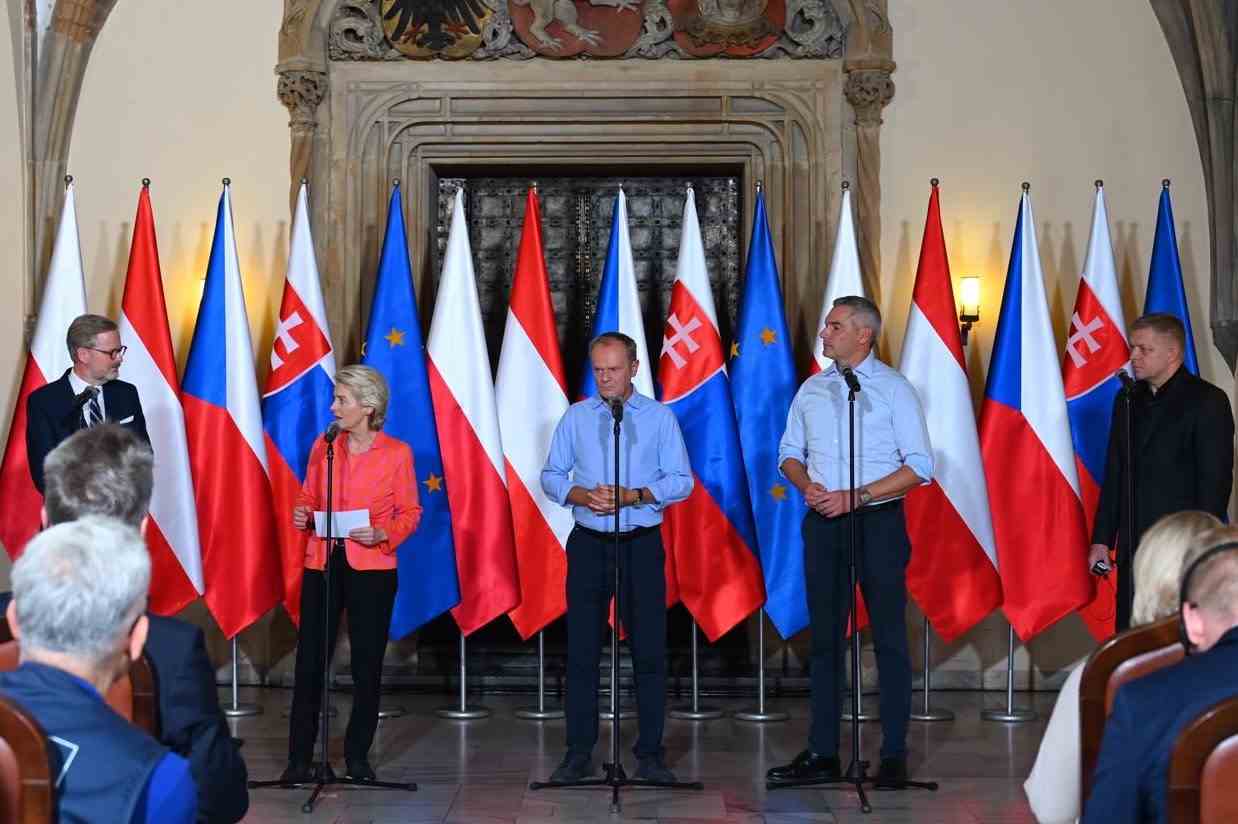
1023,509,1221,824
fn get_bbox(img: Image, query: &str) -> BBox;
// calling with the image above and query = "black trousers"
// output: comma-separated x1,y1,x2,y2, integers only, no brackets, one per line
803,505,912,760
565,525,667,760
289,546,398,765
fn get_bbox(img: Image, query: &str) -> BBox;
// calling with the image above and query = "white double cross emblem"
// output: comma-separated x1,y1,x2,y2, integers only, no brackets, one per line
270,311,304,370
1066,311,1104,368
662,313,702,369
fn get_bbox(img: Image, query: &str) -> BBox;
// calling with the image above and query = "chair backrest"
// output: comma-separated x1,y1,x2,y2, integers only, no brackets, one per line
1079,614,1185,803
0,694,54,824
1168,695,1238,823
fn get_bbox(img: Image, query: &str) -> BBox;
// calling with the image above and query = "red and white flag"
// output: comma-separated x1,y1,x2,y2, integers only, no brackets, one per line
0,182,87,556
498,189,573,640
119,184,204,615
900,183,1003,641
428,188,521,636
811,186,866,374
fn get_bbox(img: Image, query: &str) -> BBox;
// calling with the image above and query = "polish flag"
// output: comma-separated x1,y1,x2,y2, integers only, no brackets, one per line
811,185,866,374
119,183,204,615
900,182,1003,642
498,189,574,640
182,183,282,639
428,188,521,636
0,182,87,557
980,186,1091,640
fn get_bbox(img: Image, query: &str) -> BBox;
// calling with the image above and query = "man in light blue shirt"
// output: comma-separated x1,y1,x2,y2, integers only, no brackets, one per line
767,296,933,789
540,332,693,786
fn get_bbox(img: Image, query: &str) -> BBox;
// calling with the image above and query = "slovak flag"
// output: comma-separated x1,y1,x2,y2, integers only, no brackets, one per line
658,186,766,642
980,186,1091,641
182,182,283,639
261,181,336,626
1063,184,1129,641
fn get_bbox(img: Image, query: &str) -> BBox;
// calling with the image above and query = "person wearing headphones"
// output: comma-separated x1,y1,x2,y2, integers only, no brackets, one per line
1084,528,1238,823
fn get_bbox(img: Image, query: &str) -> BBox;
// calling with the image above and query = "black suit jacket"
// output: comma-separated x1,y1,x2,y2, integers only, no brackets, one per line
1092,367,1234,550
25,369,150,492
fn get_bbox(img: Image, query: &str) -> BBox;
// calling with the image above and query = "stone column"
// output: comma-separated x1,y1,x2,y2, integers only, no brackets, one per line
276,69,328,215
843,59,895,299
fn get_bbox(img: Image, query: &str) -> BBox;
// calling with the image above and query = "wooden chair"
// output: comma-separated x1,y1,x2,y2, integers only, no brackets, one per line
1079,614,1185,803
0,694,54,824
1168,695,1238,823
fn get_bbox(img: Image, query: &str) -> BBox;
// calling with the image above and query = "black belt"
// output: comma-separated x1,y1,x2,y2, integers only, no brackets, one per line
810,498,903,520
573,523,661,542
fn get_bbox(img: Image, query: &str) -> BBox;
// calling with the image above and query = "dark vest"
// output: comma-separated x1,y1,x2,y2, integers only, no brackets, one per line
0,661,166,824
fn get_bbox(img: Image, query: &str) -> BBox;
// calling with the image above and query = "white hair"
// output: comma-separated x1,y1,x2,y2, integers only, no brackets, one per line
12,516,150,668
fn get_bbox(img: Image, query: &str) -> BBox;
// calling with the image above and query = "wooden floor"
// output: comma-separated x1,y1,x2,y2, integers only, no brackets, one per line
233,687,1054,823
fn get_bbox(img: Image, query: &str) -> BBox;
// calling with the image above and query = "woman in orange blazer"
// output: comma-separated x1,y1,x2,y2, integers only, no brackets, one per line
283,365,421,783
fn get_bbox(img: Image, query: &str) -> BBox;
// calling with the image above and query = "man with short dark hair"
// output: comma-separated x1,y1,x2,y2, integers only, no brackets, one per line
1084,529,1238,823
25,313,149,492
1088,312,1234,630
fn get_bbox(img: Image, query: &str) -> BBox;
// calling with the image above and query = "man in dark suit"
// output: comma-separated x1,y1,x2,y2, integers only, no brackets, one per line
1088,313,1234,630
38,424,248,823
1083,530,1238,823
26,313,149,492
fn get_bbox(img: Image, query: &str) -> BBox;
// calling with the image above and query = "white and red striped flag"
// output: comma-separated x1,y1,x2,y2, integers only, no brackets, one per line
900,182,1003,641
119,183,204,615
428,188,521,635
498,188,574,640
811,185,866,375
0,181,87,556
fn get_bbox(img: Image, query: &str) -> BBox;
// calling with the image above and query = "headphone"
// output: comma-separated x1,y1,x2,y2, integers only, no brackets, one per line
1177,540,1238,655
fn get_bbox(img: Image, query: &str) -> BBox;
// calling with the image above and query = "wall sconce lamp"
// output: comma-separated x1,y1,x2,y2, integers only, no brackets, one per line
959,276,981,346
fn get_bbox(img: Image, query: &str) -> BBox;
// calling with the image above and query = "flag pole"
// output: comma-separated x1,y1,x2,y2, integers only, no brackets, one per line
515,630,565,720
670,619,724,720
910,617,953,722
733,609,788,722
221,637,261,717
436,631,490,719
981,624,1036,722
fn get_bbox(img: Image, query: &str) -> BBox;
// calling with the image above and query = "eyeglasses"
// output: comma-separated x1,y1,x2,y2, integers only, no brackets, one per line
87,346,128,359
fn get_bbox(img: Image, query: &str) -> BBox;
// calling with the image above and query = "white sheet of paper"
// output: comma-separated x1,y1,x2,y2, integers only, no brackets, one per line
313,509,370,538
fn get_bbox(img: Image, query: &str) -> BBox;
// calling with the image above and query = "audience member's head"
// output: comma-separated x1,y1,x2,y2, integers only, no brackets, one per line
6,517,150,690
1179,527,1238,653
1131,511,1223,625
42,423,153,528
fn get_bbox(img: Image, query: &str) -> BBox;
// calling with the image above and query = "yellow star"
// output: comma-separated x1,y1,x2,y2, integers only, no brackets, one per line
360,341,367,357
770,483,788,501
385,327,406,347
730,341,740,359
760,327,777,346
423,472,443,493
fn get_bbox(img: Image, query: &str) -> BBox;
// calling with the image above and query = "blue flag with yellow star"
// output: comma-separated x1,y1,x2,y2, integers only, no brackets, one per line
731,190,808,639
364,183,461,638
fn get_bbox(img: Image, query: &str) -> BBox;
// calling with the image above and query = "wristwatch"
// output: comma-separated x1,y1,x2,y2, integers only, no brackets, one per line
634,488,644,505
858,487,873,506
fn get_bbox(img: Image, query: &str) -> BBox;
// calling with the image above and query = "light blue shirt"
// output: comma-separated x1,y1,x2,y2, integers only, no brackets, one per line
778,351,933,493
541,391,694,532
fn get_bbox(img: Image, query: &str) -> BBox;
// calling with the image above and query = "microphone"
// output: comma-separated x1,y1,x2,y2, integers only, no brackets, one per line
64,385,99,425
1116,369,1137,392
324,421,340,444
840,365,862,394
608,397,624,423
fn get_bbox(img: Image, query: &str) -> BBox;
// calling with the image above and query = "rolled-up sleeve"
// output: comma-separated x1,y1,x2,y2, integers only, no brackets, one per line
541,411,576,507
892,380,934,483
777,390,807,477
646,410,693,509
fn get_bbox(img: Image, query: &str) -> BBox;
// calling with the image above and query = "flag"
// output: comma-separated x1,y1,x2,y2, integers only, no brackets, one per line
261,182,336,626
811,186,866,374
1144,182,1199,375
0,182,87,556
119,183,204,615
579,189,655,399
364,183,461,638
730,188,808,640
1063,184,1130,641
427,188,520,636
980,187,1091,640
658,186,765,642
181,183,282,639
900,182,1003,642
498,189,574,640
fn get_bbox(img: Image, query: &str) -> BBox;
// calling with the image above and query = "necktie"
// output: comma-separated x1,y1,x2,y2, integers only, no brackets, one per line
85,387,102,428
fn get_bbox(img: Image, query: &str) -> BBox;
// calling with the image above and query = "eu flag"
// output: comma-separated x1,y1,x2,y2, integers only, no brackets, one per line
1144,183,1199,375
364,184,461,638
730,189,807,639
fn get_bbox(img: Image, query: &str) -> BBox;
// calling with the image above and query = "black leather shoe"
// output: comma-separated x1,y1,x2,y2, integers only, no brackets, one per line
548,752,593,783
280,761,314,784
635,755,677,783
874,756,908,788
766,750,841,782
345,759,376,781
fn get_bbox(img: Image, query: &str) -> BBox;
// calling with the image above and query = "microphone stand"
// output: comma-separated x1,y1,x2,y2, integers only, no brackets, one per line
250,427,416,812
530,395,702,813
768,365,937,811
